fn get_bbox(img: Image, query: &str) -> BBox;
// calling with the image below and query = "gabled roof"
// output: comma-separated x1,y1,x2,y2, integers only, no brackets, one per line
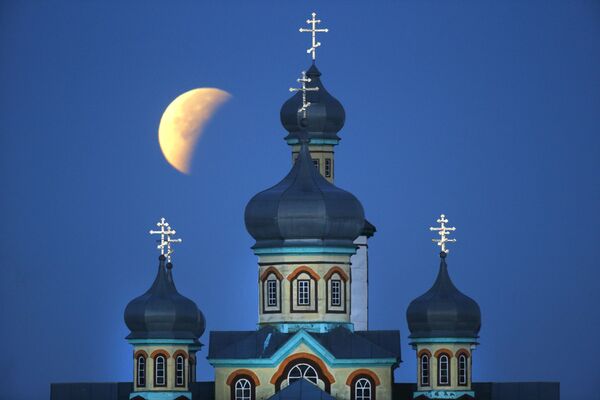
267,379,335,400
208,326,401,363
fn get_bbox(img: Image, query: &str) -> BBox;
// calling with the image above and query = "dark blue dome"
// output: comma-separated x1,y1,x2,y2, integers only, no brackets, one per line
124,256,205,341
244,138,365,250
406,253,481,339
280,64,345,143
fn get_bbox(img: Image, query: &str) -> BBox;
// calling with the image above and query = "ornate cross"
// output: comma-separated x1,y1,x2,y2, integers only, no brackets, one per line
149,217,182,262
429,214,456,254
299,12,329,61
289,70,319,117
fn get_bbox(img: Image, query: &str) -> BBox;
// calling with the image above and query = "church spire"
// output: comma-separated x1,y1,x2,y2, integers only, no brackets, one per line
280,12,344,183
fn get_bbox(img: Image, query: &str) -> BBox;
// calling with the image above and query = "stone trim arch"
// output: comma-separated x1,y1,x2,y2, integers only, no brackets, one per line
287,266,320,281
434,348,453,358
150,349,171,359
134,349,148,359
323,266,349,281
270,352,335,386
417,349,432,358
226,369,261,386
260,267,284,281
456,348,470,358
345,369,381,386
173,350,188,360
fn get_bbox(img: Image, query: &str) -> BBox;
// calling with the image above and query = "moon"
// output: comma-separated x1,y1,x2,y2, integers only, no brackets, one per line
158,88,231,174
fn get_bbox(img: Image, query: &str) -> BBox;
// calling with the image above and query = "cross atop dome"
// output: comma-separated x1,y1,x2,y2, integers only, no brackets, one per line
429,214,456,254
289,70,319,117
299,12,329,61
149,217,182,262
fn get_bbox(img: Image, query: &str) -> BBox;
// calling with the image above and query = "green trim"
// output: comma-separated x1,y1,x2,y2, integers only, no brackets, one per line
127,339,195,345
261,322,354,333
413,390,475,399
409,337,478,344
287,138,339,145
254,247,356,256
129,391,191,400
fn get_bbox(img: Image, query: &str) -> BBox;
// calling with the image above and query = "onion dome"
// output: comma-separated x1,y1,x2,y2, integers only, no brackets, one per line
244,135,365,250
280,64,345,143
124,255,205,341
406,252,481,339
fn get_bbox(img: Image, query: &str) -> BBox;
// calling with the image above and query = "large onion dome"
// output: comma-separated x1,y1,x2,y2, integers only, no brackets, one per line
406,252,481,339
124,255,205,341
244,136,365,250
280,64,345,143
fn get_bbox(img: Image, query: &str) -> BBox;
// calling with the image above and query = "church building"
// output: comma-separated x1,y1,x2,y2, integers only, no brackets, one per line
50,12,559,400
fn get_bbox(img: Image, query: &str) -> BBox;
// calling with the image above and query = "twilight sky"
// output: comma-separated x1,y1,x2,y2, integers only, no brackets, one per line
1,1,599,399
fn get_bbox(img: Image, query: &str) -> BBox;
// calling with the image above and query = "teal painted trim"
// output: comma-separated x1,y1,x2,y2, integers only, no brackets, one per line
129,391,191,400
409,337,478,344
208,329,398,368
264,322,354,333
128,339,195,345
413,390,475,399
254,247,356,256
286,138,339,145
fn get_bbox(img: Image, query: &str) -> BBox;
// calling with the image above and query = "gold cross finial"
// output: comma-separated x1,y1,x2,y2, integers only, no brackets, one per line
429,214,456,254
299,12,329,61
289,70,320,117
149,217,182,263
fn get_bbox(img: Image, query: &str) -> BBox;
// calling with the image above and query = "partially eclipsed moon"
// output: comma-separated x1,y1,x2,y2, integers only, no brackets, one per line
158,88,231,174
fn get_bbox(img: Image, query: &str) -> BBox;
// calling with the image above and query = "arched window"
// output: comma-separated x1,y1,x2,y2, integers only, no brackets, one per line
420,354,429,386
458,354,468,385
288,267,319,313
354,378,372,400
261,268,282,313
438,354,450,386
234,378,252,400
154,355,167,387
136,355,146,387
175,355,185,387
287,363,318,385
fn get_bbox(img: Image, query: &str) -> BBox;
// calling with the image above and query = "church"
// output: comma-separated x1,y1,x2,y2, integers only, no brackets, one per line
51,12,559,400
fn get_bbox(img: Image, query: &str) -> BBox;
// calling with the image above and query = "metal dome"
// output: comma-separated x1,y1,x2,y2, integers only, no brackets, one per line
406,253,481,339
244,137,365,250
280,64,345,143
124,255,205,341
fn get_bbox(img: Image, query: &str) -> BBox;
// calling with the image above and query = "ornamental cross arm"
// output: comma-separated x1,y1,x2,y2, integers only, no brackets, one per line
429,214,457,254
149,217,182,262
289,70,319,116
299,12,329,61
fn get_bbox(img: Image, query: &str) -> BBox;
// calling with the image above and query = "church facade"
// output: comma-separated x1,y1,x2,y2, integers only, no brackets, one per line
50,12,560,400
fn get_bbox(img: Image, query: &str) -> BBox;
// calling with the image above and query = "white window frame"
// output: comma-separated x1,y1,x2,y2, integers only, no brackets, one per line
155,355,166,386
267,279,278,307
234,378,252,400
354,378,372,400
287,363,318,385
331,279,342,306
438,354,449,385
136,356,146,387
458,354,467,385
298,280,310,306
420,354,429,386
175,355,185,387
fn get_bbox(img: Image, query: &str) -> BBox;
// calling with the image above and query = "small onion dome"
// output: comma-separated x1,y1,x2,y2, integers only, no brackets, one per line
244,136,365,250
280,64,345,143
406,252,481,339
124,255,205,341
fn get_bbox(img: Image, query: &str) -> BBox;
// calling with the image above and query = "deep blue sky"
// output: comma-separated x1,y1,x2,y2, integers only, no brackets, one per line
1,1,599,399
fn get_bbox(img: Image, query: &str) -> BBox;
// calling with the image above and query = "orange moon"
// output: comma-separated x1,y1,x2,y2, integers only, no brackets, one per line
158,88,231,174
